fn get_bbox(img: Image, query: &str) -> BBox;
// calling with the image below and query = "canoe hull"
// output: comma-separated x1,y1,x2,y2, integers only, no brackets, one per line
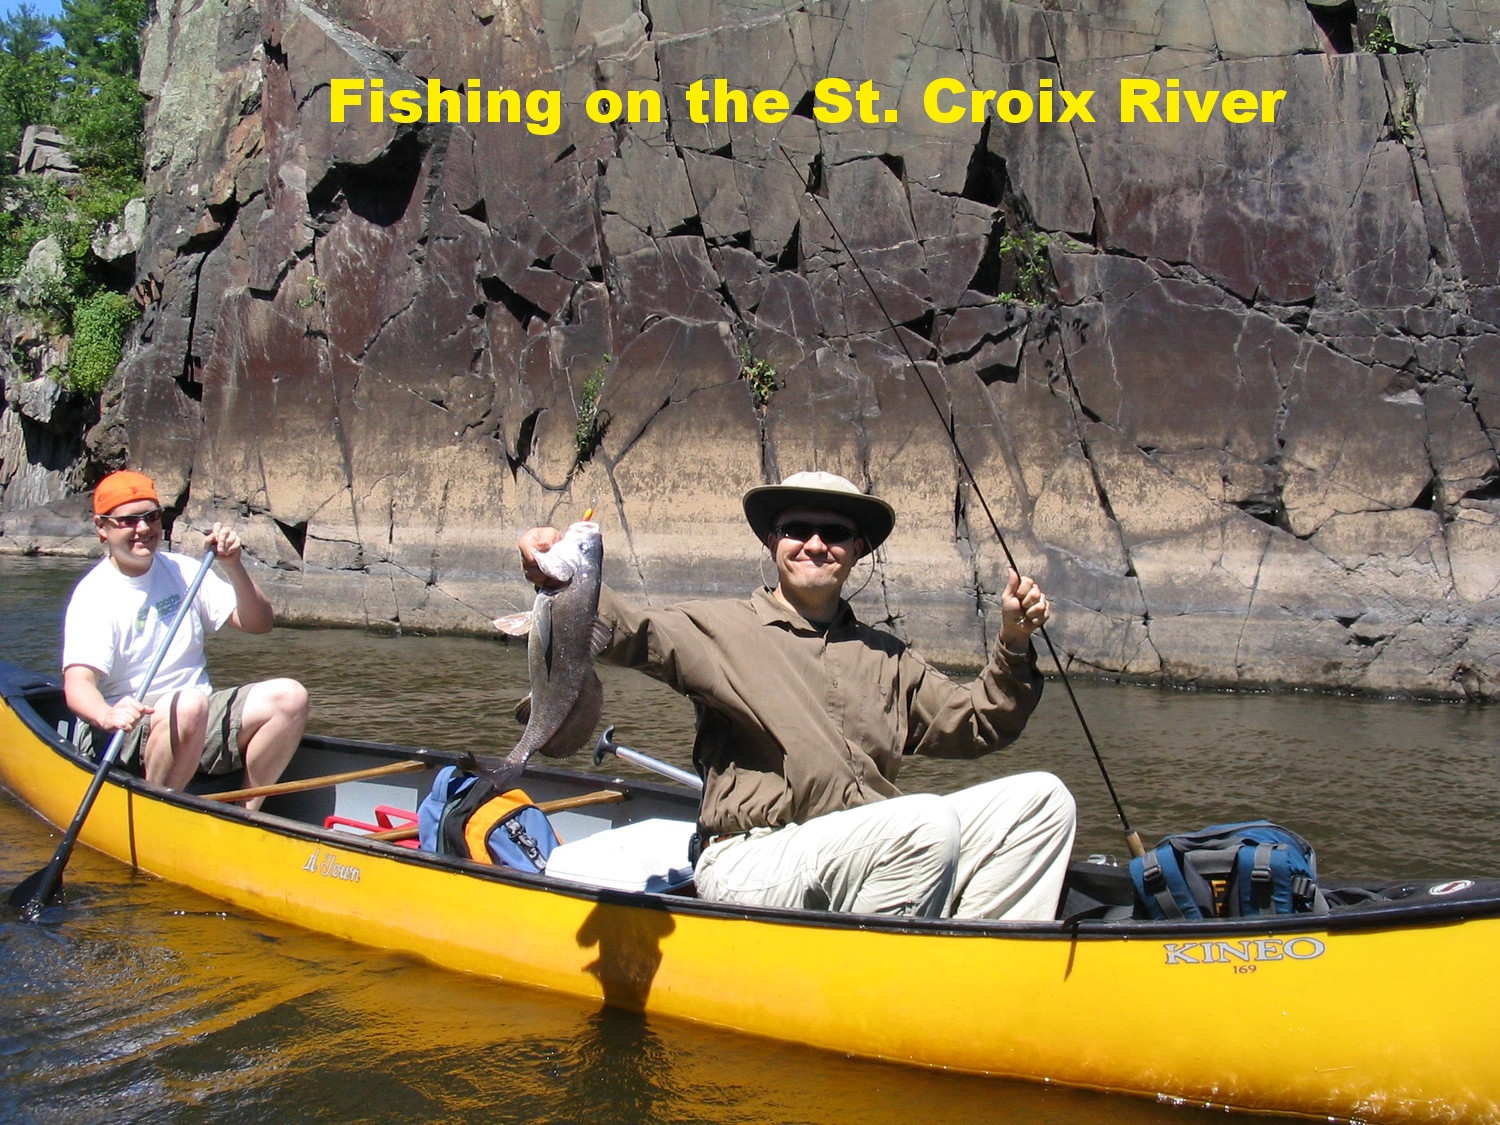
2,667,1496,1123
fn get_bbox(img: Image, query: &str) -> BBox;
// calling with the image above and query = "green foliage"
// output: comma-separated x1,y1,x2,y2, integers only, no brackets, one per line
994,230,1052,304
0,0,147,178
57,71,142,181
739,344,778,408
54,0,146,181
574,360,609,463
296,275,325,308
67,288,135,393
0,0,145,394
57,0,144,77
0,175,65,283
1364,10,1398,53
1,173,135,309
0,5,63,159
1394,81,1418,141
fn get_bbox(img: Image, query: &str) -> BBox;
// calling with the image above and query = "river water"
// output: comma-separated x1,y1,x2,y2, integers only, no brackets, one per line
1,554,1496,1123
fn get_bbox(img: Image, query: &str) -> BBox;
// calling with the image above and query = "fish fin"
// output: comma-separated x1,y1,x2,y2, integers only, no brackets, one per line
535,670,604,759
491,611,533,636
514,693,531,725
471,753,525,790
589,618,613,656
535,596,554,675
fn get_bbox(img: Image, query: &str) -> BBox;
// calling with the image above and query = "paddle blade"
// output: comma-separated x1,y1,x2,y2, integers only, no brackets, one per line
8,864,64,916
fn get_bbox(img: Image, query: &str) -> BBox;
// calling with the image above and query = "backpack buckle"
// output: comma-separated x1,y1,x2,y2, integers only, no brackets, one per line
1291,873,1316,906
1249,842,1277,910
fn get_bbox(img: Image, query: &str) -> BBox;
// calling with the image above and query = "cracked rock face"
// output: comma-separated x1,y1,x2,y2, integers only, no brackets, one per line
98,0,1500,698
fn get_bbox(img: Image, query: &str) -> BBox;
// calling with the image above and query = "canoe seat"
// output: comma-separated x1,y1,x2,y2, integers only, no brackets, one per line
325,805,422,848
545,818,696,894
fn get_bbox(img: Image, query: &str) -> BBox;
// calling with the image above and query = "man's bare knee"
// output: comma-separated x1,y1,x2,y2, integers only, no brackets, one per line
164,689,210,747
275,678,309,721
176,688,210,722
145,689,210,789
247,678,308,724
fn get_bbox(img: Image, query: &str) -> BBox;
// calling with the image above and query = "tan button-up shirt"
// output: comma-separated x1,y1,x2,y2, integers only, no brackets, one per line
596,586,1043,835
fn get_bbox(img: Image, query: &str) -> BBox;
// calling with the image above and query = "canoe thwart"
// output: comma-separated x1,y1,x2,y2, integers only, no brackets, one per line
202,758,433,804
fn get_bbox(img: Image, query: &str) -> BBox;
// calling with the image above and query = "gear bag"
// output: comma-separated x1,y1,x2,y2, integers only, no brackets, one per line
416,765,560,873
1129,821,1329,920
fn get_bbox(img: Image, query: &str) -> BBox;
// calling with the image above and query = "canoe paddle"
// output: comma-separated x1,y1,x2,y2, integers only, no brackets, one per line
9,548,219,918
593,725,703,791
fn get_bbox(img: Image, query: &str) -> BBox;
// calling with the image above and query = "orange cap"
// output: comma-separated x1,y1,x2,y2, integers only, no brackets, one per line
92,470,160,515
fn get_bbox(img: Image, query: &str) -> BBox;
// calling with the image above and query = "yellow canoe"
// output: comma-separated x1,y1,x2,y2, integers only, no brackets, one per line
2,661,1496,1123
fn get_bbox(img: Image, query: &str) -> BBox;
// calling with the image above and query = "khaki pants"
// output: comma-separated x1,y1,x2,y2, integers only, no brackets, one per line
694,772,1077,921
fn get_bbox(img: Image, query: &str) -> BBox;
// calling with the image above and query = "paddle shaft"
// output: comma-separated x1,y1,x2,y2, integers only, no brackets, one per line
11,550,219,915
609,743,702,789
364,788,627,842
779,147,1145,860
594,725,703,790
201,758,432,803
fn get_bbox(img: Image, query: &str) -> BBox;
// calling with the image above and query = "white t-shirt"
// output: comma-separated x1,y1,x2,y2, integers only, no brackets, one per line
62,550,240,706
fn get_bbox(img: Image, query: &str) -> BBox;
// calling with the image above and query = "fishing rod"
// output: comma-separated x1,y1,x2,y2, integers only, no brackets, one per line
778,146,1145,859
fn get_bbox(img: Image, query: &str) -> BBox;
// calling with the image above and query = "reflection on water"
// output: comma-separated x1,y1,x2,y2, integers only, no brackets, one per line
2,555,1497,1123
575,899,676,1012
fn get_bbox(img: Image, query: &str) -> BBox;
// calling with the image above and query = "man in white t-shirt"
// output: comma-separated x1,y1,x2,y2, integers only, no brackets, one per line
62,470,308,809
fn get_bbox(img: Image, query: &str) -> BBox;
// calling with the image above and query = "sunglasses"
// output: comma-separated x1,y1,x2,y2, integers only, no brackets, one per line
773,521,859,546
99,509,164,529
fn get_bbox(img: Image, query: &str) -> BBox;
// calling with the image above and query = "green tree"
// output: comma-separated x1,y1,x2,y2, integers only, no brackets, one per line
54,0,145,181
0,5,63,160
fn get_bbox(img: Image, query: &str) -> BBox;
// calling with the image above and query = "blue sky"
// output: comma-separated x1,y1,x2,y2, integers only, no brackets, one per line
1,0,66,22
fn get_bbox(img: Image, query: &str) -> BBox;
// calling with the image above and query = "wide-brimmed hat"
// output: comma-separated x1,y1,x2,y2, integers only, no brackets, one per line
742,471,896,551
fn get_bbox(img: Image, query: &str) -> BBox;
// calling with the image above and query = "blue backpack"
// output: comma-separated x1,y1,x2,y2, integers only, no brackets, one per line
1129,821,1328,920
417,765,559,873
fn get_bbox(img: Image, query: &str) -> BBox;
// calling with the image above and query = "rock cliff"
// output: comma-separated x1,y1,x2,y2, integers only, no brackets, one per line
47,0,1500,695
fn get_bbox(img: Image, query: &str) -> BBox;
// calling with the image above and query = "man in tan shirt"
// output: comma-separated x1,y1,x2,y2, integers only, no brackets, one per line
519,471,1075,920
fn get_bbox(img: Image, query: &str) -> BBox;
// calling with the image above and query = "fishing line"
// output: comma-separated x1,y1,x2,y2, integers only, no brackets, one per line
844,550,878,601
778,146,1145,858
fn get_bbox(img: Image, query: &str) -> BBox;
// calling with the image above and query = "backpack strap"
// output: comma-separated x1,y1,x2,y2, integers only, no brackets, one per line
437,775,497,858
1247,842,1278,916
1294,874,1331,914
1139,849,1190,919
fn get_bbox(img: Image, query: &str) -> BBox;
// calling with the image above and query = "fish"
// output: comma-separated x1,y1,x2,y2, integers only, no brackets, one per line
482,521,606,788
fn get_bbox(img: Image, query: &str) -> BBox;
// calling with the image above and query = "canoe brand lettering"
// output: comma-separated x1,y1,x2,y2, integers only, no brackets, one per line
1162,937,1325,966
302,848,361,883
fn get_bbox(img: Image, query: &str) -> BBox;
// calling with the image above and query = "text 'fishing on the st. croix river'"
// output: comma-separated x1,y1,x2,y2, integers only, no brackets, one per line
328,77,1290,134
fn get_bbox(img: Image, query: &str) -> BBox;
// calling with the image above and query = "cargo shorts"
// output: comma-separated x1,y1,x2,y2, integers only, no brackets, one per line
76,686,248,778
